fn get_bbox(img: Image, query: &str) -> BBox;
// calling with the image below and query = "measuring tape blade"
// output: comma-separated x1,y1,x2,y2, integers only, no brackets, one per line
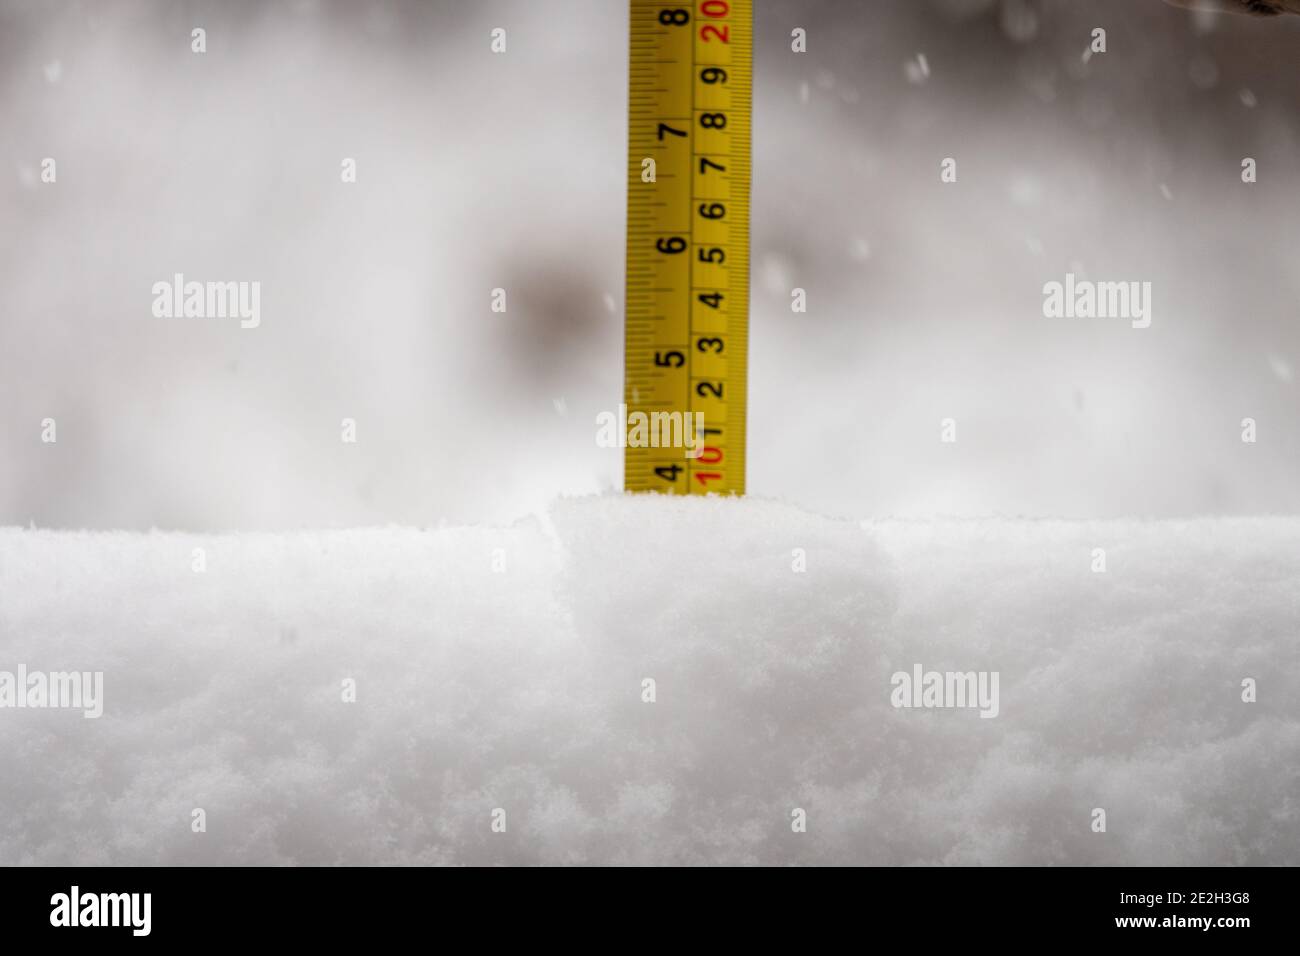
624,0,751,495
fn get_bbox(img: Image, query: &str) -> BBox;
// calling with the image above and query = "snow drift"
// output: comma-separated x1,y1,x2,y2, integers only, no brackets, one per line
0,496,1296,865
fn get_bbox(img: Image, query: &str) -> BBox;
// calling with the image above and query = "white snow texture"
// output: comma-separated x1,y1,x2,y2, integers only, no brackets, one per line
1,496,1296,865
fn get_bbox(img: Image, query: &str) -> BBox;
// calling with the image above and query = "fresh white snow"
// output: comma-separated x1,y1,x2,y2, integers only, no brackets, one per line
1,496,1296,865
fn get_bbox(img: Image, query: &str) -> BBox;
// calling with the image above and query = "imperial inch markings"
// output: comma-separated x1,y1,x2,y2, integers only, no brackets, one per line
625,0,752,495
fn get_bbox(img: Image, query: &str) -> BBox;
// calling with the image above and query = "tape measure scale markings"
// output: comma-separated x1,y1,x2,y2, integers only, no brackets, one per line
624,0,752,495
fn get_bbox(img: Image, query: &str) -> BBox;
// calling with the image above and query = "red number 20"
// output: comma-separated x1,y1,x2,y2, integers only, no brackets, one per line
700,0,728,42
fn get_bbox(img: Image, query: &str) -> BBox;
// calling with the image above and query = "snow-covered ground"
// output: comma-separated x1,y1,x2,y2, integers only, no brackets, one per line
2,496,1295,865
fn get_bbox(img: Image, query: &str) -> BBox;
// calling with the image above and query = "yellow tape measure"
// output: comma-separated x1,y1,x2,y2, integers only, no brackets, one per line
624,0,751,495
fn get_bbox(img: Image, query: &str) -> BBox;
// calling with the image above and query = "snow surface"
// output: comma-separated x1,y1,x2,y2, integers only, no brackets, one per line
1,496,1297,865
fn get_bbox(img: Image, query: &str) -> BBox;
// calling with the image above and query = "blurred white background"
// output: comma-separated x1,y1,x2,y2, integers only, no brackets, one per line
2,0,1297,529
